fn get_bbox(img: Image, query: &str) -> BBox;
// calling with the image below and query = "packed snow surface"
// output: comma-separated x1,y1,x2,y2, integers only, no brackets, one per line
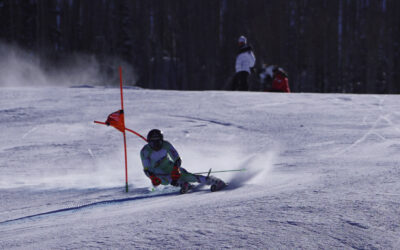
1,87,400,249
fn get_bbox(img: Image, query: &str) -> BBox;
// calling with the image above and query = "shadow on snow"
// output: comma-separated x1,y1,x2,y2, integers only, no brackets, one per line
0,187,178,225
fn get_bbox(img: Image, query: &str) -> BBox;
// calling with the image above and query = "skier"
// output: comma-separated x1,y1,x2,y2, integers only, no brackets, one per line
232,35,256,91
140,129,226,193
270,67,290,93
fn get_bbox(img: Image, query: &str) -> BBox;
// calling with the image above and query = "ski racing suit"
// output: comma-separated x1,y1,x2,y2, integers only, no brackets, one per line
140,140,213,187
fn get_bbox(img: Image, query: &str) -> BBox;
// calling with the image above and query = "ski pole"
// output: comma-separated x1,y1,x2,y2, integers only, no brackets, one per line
193,169,246,175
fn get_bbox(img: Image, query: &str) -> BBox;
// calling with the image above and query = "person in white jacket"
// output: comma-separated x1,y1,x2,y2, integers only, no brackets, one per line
233,36,256,90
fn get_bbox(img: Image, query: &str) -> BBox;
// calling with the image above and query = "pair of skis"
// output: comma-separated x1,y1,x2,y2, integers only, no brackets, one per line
179,180,226,194
179,168,245,194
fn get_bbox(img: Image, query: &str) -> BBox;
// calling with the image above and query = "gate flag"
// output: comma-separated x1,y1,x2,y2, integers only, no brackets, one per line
105,110,125,132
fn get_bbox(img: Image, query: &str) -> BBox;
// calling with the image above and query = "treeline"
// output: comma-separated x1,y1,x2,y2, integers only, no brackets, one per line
0,0,399,93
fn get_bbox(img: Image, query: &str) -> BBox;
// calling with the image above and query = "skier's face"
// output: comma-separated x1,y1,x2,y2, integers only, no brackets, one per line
149,139,163,151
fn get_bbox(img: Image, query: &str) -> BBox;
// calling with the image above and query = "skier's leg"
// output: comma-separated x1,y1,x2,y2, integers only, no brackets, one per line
179,167,210,184
238,71,249,91
178,167,200,183
232,73,242,90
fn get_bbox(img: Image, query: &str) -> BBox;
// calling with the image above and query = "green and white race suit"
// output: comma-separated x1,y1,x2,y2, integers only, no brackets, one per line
140,141,201,185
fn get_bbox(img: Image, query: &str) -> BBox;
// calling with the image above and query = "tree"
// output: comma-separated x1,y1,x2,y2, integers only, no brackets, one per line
1,0,399,93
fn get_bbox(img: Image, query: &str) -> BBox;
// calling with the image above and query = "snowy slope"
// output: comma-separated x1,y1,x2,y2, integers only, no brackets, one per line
1,87,400,249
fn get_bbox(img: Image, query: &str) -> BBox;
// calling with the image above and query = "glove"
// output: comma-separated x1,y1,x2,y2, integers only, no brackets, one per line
150,175,162,186
144,169,161,186
170,165,181,181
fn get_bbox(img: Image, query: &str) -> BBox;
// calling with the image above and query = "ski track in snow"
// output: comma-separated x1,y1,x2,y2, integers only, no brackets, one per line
1,87,400,249
172,114,253,132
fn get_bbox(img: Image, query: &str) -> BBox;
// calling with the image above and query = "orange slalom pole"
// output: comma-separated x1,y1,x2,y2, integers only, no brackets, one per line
119,66,124,111
125,128,148,142
119,66,129,192
123,130,128,192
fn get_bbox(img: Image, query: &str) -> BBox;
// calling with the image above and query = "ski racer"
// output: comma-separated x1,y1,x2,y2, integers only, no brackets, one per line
140,129,225,193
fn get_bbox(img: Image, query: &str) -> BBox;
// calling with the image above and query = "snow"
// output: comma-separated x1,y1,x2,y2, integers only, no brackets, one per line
1,87,400,249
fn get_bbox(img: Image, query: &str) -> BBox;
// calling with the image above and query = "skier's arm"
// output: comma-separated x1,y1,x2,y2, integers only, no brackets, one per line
163,141,182,185
250,51,256,67
164,141,180,165
140,148,152,177
140,147,162,186
244,52,256,72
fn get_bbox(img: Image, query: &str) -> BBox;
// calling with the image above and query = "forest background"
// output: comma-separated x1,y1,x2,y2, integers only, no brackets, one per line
1,0,399,93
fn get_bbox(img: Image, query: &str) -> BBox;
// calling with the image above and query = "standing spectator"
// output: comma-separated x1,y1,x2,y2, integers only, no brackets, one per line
270,67,290,93
232,36,256,91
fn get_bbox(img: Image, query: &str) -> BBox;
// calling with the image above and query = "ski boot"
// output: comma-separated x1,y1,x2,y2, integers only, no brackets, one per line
210,180,226,192
206,175,227,192
180,182,193,194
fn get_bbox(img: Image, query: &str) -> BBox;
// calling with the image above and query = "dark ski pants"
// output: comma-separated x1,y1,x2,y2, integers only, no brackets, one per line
233,71,249,91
